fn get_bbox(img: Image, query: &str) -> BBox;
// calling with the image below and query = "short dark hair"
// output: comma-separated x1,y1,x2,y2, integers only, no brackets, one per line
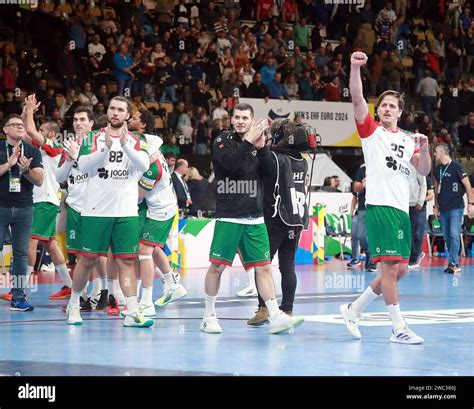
164,151,177,159
232,103,254,117
376,90,405,111
137,109,155,134
110,96,132,113
74,106,94,122
2,114,22,128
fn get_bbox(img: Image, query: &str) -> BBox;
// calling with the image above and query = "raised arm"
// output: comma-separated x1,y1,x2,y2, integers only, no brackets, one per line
349,52,369,123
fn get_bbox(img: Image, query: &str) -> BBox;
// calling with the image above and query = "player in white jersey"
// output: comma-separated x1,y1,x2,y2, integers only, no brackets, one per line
56,106,108,311
65,96,151,327
127,109,186,318
21,95,72,301
339,52,432,344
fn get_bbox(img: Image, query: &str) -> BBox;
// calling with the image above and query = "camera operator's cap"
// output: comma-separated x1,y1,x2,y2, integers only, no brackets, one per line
144,133,163,155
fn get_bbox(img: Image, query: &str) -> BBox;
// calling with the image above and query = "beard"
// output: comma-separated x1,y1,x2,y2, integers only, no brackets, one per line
109,118,125,129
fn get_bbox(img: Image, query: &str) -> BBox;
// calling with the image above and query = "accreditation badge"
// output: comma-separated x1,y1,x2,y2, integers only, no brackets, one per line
9,176,21,193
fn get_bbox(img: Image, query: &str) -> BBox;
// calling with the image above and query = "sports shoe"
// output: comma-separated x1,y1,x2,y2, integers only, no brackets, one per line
123,310,154,328
390,326,424,344
408,252,425,269
162,272,181,294
10,297,34,312
107,294,120,316
247,306,270,326
444,263,461,274
0,291,12,302
339,303,361,339
80,296,92,312
366,262,377,272
66,305,83,325
95,289,108,310
200,315,222,333
48,286,72,300
269,311,305,334
236,285,258,298
453,264,461,273
138,303,156,317
346,259,361,268
154,284,187,307
40,262,55,273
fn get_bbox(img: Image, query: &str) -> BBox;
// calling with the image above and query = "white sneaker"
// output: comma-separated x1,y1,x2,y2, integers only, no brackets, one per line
269,311,305,334
236,285,258,298
154,284,187,307
40,262,55,273
66,305,83,325
390,326,424,344
201,315,222,334
123,310,154,328
339,303,361,339
162,272,181,294
138,303,156,317
200,315,222,333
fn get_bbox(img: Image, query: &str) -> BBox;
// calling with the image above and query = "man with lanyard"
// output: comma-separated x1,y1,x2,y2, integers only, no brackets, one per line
433,144,474,273
21,95,72,302
0,114,43,311
201,103,305,334
340,52,432,344
65,96,151,327
56,106,109,311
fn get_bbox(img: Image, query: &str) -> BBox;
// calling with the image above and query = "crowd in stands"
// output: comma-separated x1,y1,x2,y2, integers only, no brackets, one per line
0,0,473,179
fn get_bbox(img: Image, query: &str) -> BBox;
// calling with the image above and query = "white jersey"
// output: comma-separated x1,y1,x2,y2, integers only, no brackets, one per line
33,137,62,206
57,153,89,213
357,114,416,214
138,151,177,221
79,129,148,217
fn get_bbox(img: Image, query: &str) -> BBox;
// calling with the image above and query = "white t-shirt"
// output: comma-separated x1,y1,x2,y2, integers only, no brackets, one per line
33,137,62,206
357,114,416,214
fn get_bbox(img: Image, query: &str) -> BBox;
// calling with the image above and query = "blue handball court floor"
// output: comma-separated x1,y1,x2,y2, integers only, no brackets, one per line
0,257,472,377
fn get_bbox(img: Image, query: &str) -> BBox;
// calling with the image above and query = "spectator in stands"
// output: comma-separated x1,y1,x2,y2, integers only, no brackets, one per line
284,74,299,100
172,159,192,212
94,102,106,117
445,41,462,85
283,0,298,23
42,87,57,120
458,81,474,125
256,0,274,21
78,82,98,107
324,76,342,102
399,112,416,133
186,167,210,216
210,118,222,149
460,112,474,158
195,113,210,155
267,72,289,100
383,51,403,92
177,107,194,154
113,44,135,96
440,83,461,145
1,60,18,93
416,71,439,122
96,84,110,107
201,2,219,32
1,90,21,118
320,176,339,192
219,47,235,82
294,18,311,52
212,99,229,121
57,43,77,92
192,80,212,114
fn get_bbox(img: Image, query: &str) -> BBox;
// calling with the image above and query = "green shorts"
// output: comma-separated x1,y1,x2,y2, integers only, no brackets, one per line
66,204,82,253
209,221,271,269
80,216,139,258
140,216,174,248
138,202,148,233
366,205,411,263
31,202,59,242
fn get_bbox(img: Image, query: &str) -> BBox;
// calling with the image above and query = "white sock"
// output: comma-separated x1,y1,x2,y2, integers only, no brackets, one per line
246,268,256,288
91,278,101,297
69,291,81,308
137,279,142,297
56,263,72,288
351,286,379,314
100,277,107,290
204,293,217,317
140,286,153,305
163,272,175,289
117,285,125,305
265,298,280,320
126,295,138,314
25,265,34,285
154,267,165,280
387,304,405,331
108,279,118,298
81,286,88,299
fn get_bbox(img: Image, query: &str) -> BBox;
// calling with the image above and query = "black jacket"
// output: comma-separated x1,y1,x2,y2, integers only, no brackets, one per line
212,131,271,218
172,172,189,210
